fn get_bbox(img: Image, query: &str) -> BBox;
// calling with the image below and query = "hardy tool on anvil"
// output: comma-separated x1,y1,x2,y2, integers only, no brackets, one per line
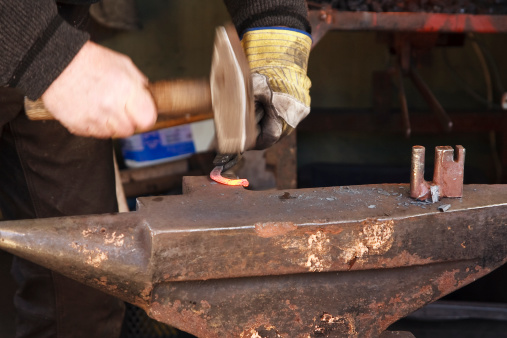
1,173,507,336
23,24,257,156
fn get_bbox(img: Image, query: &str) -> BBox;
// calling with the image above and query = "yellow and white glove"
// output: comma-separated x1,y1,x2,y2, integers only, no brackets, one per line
242,27,312,149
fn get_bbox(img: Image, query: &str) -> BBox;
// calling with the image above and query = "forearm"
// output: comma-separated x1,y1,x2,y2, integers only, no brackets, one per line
0,0,89,99
223,0,311,34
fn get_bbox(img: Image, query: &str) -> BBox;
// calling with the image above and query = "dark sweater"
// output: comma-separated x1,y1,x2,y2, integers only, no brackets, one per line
0,0,309,100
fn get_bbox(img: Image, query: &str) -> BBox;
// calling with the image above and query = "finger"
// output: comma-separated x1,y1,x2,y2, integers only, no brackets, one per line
255,115,283,150
254,102,265,124
67,123,110,139
105,115,136,139
125,86,157,132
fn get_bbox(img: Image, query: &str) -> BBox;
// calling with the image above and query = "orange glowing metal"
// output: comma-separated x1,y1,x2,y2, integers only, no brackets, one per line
210,166,249,187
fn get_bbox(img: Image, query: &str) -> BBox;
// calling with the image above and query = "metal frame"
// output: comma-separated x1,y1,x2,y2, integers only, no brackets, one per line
309,7,507,46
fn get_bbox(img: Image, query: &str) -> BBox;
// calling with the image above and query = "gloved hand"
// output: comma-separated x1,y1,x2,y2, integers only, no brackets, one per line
242,27,312,150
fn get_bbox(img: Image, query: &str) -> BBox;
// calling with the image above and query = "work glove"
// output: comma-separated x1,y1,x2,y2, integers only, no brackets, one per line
242,27,312,150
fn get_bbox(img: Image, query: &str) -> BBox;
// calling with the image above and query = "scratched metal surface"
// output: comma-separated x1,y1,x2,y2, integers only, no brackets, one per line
140,177,505,230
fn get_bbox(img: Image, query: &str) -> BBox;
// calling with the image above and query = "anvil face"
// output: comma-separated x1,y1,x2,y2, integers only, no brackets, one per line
1,176,506,337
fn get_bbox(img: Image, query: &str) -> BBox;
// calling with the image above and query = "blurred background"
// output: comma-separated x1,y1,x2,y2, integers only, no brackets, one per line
1,0,507,336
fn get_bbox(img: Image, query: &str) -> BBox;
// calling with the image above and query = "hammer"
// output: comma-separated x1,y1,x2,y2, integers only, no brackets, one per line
24,24,257,155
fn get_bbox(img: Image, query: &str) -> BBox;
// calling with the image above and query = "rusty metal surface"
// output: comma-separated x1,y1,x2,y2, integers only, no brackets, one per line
411,145,465,201
0,177,506,337
309,8,507,46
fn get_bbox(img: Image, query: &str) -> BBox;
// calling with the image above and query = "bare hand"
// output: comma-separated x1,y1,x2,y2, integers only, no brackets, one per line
41,41,157,138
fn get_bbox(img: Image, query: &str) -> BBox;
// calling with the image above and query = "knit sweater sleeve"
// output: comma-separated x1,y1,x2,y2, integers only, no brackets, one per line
0,0,89,99
223,0,311,35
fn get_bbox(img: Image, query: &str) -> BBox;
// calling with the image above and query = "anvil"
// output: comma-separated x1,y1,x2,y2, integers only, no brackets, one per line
1,176,506,337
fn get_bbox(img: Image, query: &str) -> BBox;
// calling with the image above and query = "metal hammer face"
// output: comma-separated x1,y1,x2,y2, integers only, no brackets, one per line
210,25,257,154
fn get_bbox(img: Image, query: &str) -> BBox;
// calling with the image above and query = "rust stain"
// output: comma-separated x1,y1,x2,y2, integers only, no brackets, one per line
240,329,262,338
339,218,394,266
70,242,109,268
305,231,331,272
104,231,125,247
362,219,394,254
81,228,124,247
92,276,118,292
276,230,332,272
240,314,286,338
255,221,297,238
435,269,459,294
200,300,211,310
305,254,323,272
433,267,490,297
452,265,491,291
314,313,357,337
82,228,95,237
381,250,434,268
285,299,298,311
363,264,499,335
139,284,153,303
94,276,108,287
363,284,433,335
150,300,218,338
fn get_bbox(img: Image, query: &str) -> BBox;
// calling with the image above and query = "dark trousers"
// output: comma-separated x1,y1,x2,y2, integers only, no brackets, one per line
0,88,125,337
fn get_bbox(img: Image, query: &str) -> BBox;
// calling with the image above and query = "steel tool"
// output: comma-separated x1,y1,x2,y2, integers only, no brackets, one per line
23,24,257,155
411,145,465,202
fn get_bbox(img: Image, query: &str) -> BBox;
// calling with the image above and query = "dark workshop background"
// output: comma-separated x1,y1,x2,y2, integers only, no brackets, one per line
1,0,507,337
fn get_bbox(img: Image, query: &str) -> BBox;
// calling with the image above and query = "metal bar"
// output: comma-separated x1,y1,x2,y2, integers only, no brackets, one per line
433,145,466,198
309,10,507,35
395,65,411,137
410,146,430,200
409,68,453,132
1,177,506,336
410,145,465,201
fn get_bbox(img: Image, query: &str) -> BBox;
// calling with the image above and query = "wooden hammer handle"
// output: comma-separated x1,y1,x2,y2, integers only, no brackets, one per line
25,78,212,121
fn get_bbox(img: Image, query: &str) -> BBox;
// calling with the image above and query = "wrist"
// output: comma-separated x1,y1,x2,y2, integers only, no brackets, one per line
242,26,312,40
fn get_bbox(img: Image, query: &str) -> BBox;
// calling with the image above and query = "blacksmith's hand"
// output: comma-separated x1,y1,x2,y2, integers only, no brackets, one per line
41,41,157,138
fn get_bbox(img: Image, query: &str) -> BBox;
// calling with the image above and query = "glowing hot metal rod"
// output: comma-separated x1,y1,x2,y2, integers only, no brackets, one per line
210,165,249,187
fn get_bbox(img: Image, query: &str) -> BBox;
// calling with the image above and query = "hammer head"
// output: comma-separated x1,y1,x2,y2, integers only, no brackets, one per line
210,24,257,154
